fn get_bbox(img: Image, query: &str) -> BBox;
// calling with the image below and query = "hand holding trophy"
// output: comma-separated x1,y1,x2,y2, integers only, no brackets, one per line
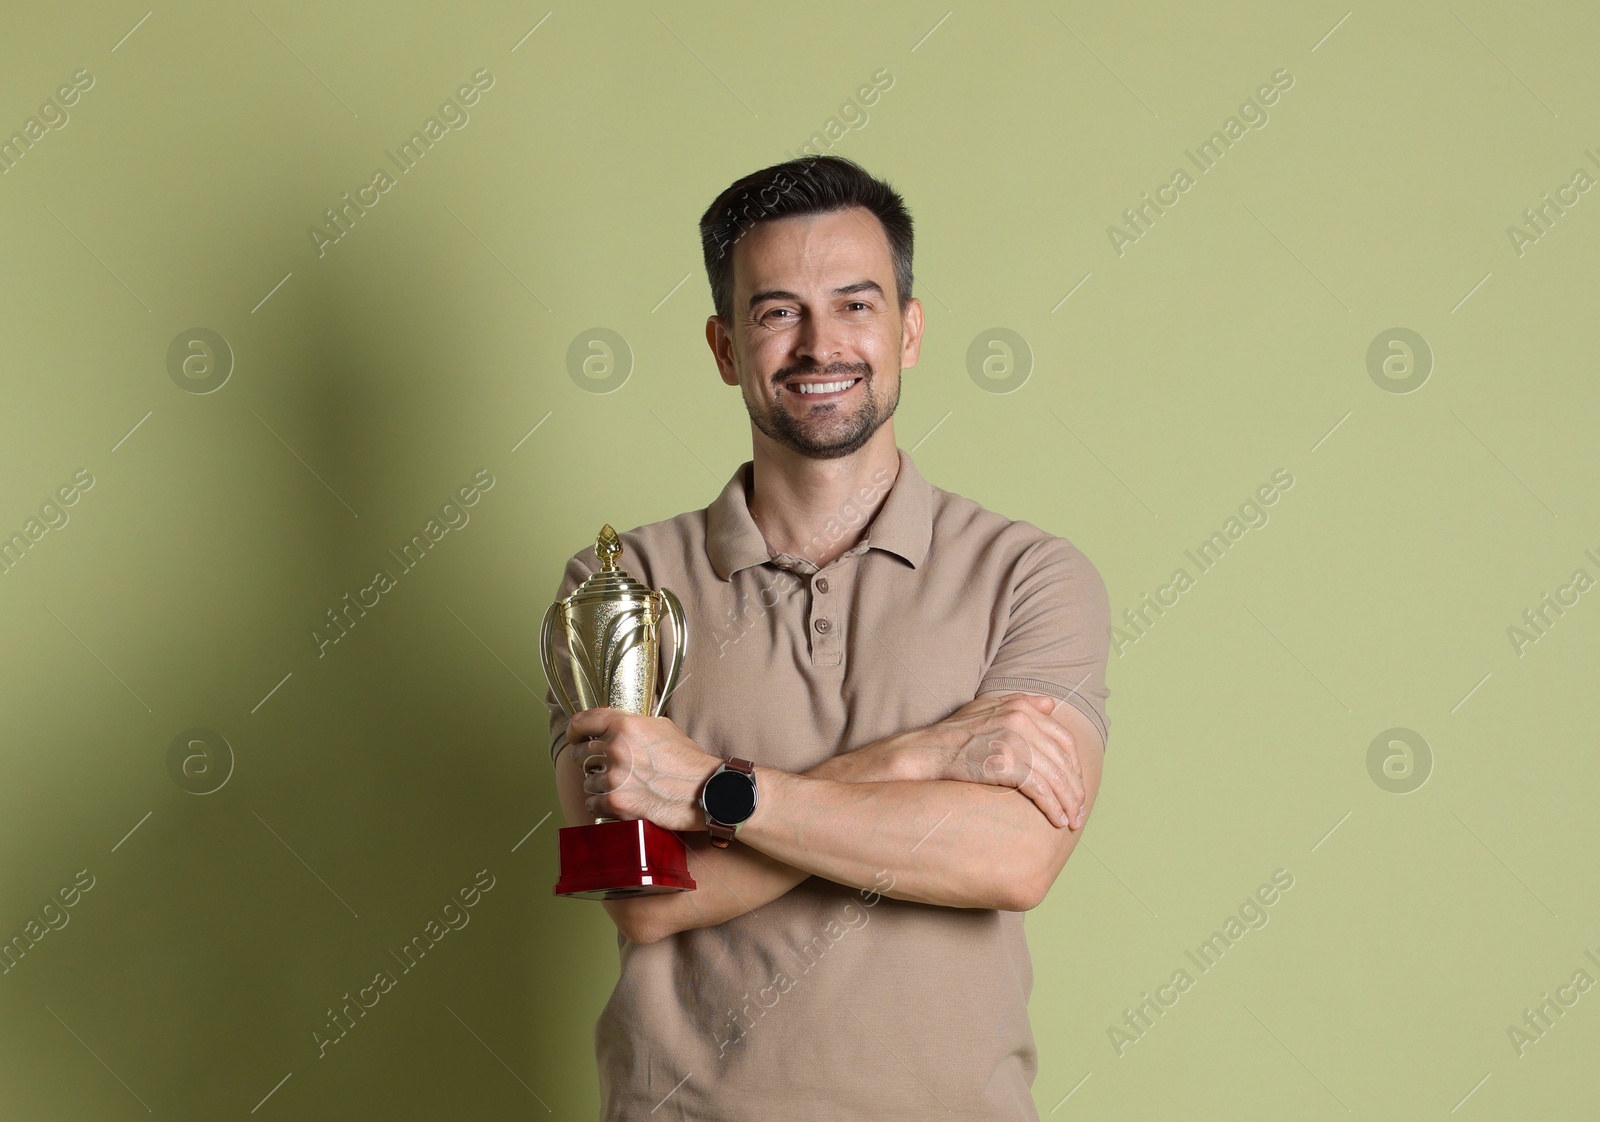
542,525,697,900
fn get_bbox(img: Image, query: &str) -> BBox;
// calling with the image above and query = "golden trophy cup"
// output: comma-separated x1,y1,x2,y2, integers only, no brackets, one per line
542,524,697,899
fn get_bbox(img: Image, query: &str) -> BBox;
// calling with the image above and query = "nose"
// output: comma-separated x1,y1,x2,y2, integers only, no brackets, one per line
794,310,846,370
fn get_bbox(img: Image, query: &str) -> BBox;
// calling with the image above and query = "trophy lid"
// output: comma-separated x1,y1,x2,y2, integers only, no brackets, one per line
568,524,655,603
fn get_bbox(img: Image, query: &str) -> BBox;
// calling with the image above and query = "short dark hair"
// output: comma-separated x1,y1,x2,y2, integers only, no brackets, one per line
698,155,914,324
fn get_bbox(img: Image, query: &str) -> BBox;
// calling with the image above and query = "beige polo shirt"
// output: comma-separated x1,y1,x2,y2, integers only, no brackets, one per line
545,446,1110,1120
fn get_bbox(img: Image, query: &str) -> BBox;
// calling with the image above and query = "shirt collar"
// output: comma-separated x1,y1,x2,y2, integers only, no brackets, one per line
706,447,933,580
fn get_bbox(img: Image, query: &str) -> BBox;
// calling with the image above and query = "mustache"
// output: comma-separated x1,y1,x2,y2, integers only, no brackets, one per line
773,361,871,387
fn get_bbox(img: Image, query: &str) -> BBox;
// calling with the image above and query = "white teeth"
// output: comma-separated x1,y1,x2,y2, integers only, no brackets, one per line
792,379,858,394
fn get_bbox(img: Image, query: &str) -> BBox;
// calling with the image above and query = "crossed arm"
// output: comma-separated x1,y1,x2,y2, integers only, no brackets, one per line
551,691,1105,945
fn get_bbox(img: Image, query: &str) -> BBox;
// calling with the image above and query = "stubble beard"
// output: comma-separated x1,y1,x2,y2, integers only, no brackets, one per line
742,359,901,461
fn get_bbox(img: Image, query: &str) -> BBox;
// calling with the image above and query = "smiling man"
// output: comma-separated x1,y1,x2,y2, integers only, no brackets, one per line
545,155,1112,1120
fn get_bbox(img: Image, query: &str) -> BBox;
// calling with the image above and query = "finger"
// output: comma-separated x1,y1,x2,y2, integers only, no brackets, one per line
981,704,1082,828
966,692,1042,720
1022,706,1084,809
987,729,1070,828
985,691,1056,716
1017,767,1069,827
1008,715,1081,826
996,692,1055,716
582,751,627,794
969,720,1074,820
566,707,613,740
996,708,1072,795
1022,749,1074,828
1039,744,1084,829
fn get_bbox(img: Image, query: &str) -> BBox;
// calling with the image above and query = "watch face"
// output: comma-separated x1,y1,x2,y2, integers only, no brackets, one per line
703,769,757,823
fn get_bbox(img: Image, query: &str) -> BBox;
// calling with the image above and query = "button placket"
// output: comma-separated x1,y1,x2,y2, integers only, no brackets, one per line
809,565,842,666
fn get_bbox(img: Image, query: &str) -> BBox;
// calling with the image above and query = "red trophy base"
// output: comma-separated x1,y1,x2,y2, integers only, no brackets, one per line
552,818,697,900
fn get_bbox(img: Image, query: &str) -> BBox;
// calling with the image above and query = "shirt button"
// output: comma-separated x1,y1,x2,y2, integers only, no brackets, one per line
814,618,831,633
815,577,830,593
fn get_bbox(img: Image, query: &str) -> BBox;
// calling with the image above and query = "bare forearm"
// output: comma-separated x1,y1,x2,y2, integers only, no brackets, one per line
738,768,1068,911
562,691,1100,936
581,746,906,943
609,835,809,944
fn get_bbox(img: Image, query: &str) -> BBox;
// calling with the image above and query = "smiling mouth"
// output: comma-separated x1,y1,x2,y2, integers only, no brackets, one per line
781,377,863,399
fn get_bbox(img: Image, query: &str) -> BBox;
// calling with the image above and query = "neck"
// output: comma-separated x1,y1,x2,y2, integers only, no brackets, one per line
745,427,900,569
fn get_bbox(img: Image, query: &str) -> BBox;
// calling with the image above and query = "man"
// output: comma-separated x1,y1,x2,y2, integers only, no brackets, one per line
545,154,1111,1120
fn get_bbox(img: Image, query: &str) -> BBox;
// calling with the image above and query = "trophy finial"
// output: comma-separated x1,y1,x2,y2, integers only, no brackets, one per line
596,524,622,570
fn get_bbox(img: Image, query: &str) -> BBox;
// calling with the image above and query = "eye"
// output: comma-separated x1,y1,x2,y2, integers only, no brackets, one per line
846,301,870,311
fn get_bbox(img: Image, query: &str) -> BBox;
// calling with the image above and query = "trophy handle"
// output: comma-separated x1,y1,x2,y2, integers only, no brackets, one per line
653,588,687,718
539,600,579,719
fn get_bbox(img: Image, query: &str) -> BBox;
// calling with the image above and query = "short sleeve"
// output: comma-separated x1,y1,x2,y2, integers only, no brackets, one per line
544,552,595,763
977,535,1112,748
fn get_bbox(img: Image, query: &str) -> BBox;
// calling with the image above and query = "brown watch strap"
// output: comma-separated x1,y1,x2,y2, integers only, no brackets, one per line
707,758,755,848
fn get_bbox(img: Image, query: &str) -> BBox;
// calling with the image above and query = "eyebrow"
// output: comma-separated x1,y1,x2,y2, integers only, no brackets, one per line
747,280,885,310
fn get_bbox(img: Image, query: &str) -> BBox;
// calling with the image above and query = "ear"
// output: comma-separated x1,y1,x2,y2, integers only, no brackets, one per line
899,296,924,370
706,317,739,387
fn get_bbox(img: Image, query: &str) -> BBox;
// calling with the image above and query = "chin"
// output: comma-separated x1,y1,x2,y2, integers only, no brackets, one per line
790,422,882,459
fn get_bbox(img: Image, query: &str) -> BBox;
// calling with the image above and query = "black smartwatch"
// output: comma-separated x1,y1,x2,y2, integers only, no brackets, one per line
700,758,757,848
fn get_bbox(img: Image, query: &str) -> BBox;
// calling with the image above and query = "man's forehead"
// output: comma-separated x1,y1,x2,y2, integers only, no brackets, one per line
734,207,891,293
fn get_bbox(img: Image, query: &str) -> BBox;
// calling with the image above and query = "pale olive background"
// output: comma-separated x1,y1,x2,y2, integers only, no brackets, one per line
2,1,1597,1118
